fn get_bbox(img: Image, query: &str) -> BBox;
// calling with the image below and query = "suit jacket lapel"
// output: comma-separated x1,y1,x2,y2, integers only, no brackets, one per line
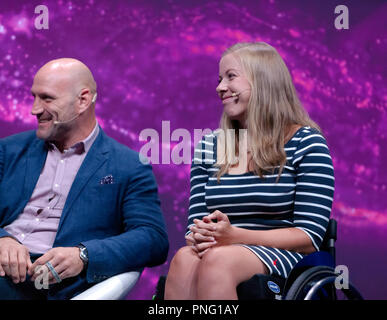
56,129,109,234
22,139,48,214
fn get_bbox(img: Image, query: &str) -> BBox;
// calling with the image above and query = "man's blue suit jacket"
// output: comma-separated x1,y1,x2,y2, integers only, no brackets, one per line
0,128,169,296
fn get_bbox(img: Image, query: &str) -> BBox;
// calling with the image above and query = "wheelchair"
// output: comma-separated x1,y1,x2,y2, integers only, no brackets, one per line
154,219,363,300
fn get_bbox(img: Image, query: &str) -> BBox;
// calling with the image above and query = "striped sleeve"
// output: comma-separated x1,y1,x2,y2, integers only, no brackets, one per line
186,135,215,235
292,130,335,251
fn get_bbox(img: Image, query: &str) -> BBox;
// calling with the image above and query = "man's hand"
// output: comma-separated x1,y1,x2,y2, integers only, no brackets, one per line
0,237,32,283
29,247,84,284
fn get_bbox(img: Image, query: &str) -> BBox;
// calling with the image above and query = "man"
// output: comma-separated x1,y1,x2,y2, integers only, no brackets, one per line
0,58,169,299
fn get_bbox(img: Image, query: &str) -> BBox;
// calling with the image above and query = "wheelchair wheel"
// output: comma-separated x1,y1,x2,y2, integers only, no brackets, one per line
284,266,335,300
284,266,363,300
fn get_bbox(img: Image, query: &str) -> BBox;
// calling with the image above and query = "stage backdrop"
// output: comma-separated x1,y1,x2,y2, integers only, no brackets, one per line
0,0,385,299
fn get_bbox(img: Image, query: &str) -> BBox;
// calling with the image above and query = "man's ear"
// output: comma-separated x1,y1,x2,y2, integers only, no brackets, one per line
78,89,93,113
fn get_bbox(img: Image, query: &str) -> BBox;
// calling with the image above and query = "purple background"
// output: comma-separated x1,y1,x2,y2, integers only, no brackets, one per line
0,0,386,299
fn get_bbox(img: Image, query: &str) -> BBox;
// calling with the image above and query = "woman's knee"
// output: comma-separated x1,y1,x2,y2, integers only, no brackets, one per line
197,246,267,285
169,246,199,273
197,247,232,281
200,247,226,268
165,246,200,296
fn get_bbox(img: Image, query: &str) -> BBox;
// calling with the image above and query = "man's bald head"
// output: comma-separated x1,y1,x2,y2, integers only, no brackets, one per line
35,58,97,95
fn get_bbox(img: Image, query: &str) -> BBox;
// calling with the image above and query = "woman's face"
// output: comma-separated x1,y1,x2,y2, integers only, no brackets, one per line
216,53,251,125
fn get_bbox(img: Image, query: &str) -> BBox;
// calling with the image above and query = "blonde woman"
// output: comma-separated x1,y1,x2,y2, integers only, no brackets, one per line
165,42,334,300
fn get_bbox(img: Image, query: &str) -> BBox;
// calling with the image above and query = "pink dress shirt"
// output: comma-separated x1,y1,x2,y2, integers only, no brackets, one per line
4,123,99,253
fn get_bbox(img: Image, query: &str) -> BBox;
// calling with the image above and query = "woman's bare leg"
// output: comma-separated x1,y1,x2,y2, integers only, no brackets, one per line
164,246,201,300
196,245,268,300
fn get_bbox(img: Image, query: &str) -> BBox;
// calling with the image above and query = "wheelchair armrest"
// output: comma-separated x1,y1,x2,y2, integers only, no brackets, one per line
71,271,141,300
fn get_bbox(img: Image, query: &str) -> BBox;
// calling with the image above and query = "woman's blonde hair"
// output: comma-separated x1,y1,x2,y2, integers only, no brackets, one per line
216,42,321,182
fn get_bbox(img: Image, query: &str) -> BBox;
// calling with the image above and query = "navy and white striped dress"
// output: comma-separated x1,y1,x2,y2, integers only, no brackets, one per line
187,126,335,278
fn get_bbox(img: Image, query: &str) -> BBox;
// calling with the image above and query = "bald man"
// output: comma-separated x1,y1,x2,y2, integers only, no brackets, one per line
0,59,169,299
31,58,98,149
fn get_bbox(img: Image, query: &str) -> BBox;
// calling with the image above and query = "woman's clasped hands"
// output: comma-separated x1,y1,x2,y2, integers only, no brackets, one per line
185,210,236,258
